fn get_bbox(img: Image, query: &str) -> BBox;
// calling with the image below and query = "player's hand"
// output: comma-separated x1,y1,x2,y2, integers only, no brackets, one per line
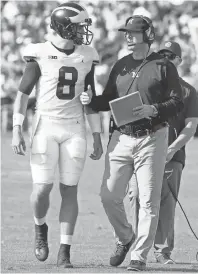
90,132,103,160
12,126,26,156
132,104,153,119
80,85,92,105
166,147,176,163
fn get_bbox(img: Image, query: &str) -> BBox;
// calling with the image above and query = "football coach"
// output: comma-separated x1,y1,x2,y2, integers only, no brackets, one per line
128,41,198,265
80,15,183,271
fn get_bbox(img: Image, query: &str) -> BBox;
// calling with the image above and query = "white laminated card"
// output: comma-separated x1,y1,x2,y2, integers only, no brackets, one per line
109,91,143,127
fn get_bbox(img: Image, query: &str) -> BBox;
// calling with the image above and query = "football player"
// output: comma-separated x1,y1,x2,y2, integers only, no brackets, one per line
11,2,103,268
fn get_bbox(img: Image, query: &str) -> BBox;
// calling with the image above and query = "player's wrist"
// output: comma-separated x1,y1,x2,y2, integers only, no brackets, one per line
87,113,102,133
93,132,102,142
13,125,22,133
92,132,102,139
13,113,25,128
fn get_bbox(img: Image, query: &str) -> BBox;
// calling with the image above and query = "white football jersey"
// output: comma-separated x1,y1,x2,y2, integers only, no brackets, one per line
22,41,99,118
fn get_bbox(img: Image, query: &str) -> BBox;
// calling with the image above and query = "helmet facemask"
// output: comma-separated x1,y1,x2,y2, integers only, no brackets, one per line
76,18,93,45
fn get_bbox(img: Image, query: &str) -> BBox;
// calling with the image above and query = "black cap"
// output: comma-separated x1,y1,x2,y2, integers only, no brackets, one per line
158,41,182,58
118,16,150,32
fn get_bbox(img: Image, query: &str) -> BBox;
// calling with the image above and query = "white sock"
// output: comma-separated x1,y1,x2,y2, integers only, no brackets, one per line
60,235,73,245
34,216,46,226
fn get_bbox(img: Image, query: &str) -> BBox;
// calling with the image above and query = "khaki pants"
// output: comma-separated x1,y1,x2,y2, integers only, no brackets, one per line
100,127,168,263
129,161,183,256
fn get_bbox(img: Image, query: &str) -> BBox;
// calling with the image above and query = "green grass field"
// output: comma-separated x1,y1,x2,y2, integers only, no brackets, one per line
1,131,198,273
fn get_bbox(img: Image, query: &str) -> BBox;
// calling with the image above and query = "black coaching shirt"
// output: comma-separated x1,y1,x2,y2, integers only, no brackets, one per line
90,52,183,126
168,78,198,167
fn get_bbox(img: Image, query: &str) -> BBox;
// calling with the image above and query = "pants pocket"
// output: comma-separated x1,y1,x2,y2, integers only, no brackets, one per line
31,135,48,164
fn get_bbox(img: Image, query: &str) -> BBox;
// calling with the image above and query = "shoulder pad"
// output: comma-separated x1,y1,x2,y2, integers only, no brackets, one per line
82,45,100,64
22,43,40,62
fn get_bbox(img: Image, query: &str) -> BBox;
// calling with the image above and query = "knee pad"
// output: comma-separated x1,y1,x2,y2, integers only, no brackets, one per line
60,172,82,186
59,137,87,186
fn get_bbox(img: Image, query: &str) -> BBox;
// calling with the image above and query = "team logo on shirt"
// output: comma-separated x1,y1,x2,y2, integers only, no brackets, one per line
131,72,139,78
123,66,139,78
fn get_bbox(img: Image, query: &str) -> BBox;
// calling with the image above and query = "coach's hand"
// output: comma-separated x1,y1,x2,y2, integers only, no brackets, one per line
12,126,26,156
132,104,154,118
90,132,103,160
80,85,92,105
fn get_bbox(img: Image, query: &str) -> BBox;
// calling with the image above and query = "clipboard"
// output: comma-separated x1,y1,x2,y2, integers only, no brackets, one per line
109,91,143,127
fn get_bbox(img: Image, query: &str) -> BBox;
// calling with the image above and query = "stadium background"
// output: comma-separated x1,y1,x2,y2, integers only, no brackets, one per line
1,0,198,133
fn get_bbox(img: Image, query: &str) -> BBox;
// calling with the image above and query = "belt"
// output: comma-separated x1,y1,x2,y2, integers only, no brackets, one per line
119,122,167,138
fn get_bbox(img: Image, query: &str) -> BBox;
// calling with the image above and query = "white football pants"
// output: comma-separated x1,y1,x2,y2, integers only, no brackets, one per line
30,114,87,186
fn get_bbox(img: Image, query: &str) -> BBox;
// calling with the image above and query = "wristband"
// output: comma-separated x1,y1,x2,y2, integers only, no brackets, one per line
86,113,102,133
13,113,25,127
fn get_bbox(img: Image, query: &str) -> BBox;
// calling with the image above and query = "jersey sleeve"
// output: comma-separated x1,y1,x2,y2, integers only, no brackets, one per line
92,47,100,65
22,43,39,62
18,62,41,95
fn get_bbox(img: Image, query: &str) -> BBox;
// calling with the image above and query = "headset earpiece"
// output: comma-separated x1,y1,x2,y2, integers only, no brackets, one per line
127,15,155,44
141,16,155,44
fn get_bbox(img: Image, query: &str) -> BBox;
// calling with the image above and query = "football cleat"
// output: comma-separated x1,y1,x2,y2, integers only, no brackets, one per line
34,223,49,262
57,244,73,268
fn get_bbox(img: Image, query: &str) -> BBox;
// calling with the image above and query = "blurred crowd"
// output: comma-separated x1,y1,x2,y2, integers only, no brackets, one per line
1,0,198,131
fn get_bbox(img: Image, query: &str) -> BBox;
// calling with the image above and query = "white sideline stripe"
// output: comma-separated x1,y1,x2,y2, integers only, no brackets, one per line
52,7,81,15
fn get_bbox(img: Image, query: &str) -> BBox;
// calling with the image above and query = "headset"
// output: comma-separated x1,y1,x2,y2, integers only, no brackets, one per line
125,15,155,44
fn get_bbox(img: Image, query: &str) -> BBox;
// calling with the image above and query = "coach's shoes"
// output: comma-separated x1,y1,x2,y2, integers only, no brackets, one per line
156,253,175,264
57,244,73,268
34,223,49,262
127,260,146,271
110,235,135,267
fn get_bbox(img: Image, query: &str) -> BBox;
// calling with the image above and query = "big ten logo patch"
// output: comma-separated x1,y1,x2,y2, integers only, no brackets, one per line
48,55,58,59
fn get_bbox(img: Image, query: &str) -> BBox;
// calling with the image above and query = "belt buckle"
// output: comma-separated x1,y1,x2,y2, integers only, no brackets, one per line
135,130,143,138
135,128,150,138
132,125,142,137
123,125,132,136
